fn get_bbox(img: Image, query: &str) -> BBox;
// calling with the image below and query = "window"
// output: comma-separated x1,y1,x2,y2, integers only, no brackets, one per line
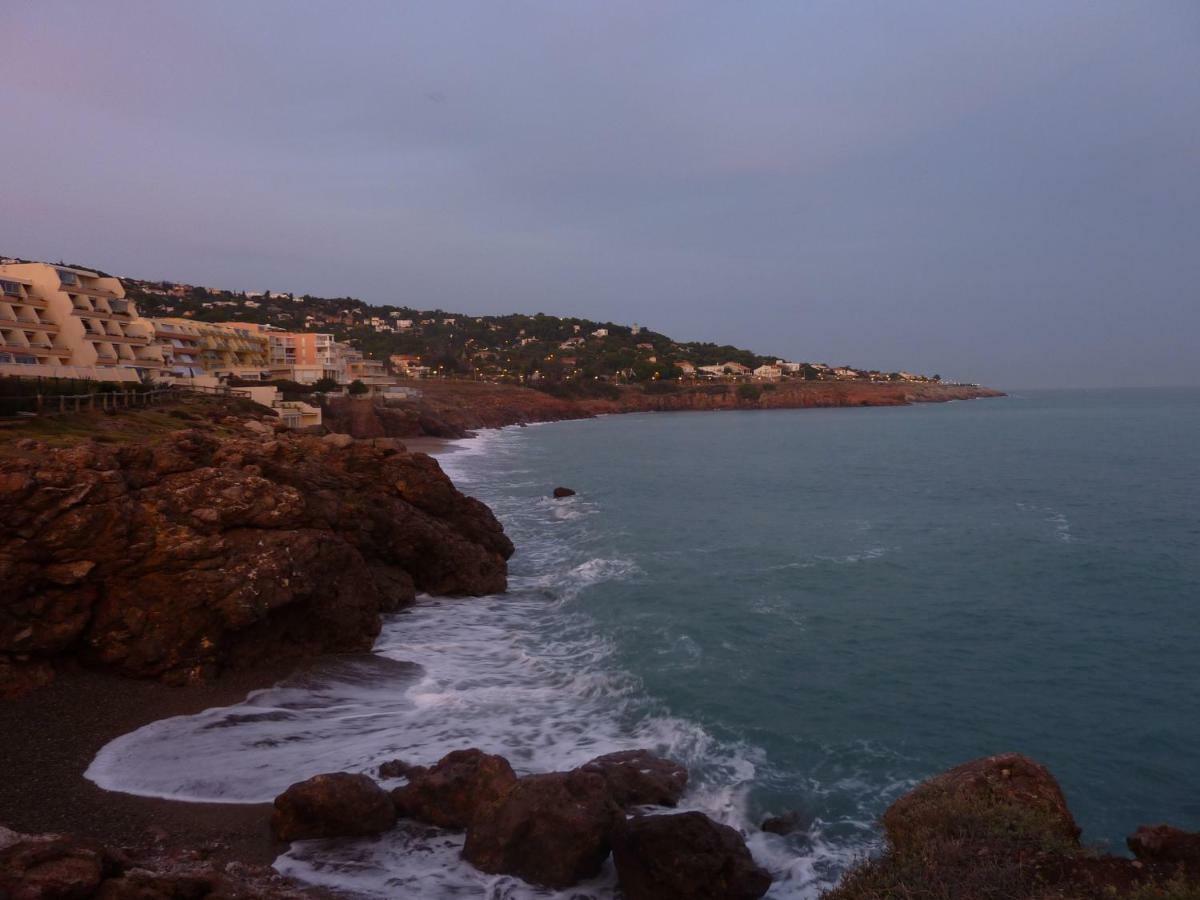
56,269,79,287
0,280,20,297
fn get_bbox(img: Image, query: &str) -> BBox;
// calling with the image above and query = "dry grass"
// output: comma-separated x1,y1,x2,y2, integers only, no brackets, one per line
0,396,271,452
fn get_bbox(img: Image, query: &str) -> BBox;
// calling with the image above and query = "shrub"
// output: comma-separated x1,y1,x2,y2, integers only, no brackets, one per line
736,384,762,402
347,379,369,396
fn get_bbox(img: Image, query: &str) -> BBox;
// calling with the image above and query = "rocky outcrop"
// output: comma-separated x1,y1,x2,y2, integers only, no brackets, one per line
828,753,1200,900
0,426,513,694
391,749,517,830
581,380,1005,416
881,752,1081,849
611,812,772,900
323,380,1004,441
576,749,688,808
0,825,318,899
1128,825,1200,871
271,773,396,842
462,770,623,888
552,486,576,499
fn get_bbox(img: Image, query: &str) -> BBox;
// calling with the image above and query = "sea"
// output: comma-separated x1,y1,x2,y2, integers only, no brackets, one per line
86,388,1200,898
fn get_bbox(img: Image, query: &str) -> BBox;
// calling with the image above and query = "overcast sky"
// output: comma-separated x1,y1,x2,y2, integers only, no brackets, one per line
3,2,1197,387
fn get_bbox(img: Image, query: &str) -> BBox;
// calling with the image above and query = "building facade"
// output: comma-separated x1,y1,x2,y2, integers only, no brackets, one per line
152,319,270,378
0,263,164,381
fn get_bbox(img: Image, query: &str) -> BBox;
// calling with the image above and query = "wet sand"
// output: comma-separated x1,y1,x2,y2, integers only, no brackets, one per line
0,661,301,865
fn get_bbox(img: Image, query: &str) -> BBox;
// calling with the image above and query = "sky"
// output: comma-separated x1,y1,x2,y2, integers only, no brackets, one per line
2,2,1198,388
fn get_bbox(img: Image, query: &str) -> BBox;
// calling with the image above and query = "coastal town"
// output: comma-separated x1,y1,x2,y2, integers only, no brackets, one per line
0,257,951,397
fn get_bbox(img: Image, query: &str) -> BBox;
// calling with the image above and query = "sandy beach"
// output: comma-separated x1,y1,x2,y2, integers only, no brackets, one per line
0,660,303,866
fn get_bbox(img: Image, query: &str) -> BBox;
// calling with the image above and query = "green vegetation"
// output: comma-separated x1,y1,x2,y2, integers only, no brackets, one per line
347,379,369,396
737,383,763,402
103,271,943,392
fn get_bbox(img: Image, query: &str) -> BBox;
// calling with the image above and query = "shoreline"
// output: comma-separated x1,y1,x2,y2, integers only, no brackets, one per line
0,659,307,867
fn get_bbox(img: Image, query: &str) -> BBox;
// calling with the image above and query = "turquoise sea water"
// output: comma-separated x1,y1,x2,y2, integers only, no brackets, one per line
89,389,1200,898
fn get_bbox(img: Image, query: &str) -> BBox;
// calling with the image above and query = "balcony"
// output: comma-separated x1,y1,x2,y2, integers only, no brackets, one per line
64,282,120,299
0,317,59,333
86,332,150,346
72,307,132,323
0,343,59,359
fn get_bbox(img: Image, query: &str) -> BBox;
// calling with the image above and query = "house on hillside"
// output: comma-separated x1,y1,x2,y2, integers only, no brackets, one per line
753,364,783,380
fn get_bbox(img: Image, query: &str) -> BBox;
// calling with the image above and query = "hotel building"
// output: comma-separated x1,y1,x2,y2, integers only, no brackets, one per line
0,263,164,381
152,319,271,378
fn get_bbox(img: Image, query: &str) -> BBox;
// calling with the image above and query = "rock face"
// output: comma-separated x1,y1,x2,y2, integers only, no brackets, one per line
1128,825,1200,870
881,752,1081,849
577,749,688,808
0,428,512,692
391,749,517,829
552,486,576,499
611,812,772,900
462,770,622,888
271,772,396,842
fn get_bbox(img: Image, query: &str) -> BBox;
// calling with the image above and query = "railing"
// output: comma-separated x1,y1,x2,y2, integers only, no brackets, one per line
0,381,252,419
0,387,175,418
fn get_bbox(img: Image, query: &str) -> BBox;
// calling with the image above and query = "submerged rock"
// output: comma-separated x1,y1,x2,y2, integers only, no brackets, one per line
271,772,396,842
760,811,803,835
576,749,688,808
378,759,428,781
611,811,772,900
552,486,576,498
463,770,621,888
391,749,517,830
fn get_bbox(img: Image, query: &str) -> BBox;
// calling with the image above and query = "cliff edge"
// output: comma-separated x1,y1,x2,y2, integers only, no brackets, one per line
0,402,512,697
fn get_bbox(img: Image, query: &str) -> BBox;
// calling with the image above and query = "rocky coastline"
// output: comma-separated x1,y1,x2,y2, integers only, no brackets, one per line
0,399,511,697
8,391,1200,900
322,379,1005,439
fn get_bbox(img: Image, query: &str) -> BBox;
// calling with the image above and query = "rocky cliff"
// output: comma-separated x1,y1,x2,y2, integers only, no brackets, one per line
581,380,1005,415
324,380,1004,439
0,414,512,697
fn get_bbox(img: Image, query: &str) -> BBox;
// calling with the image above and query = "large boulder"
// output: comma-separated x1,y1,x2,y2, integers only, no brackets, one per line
462,770,622,888
881,752,1081,851
1128,825,1200,870
576,749,688,808
611,811,772,900
271,772,396,842
391,749,517,829
552,487,576,499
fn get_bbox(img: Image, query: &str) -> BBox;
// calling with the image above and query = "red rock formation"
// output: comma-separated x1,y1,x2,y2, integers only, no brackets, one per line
611,811,772,900
576,749,689,808
391,748,517,830
0,824,318,898
271,773,396,842
321,380,1004,440
0,428,512,694
881,752,1082,848
462,770,623,888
